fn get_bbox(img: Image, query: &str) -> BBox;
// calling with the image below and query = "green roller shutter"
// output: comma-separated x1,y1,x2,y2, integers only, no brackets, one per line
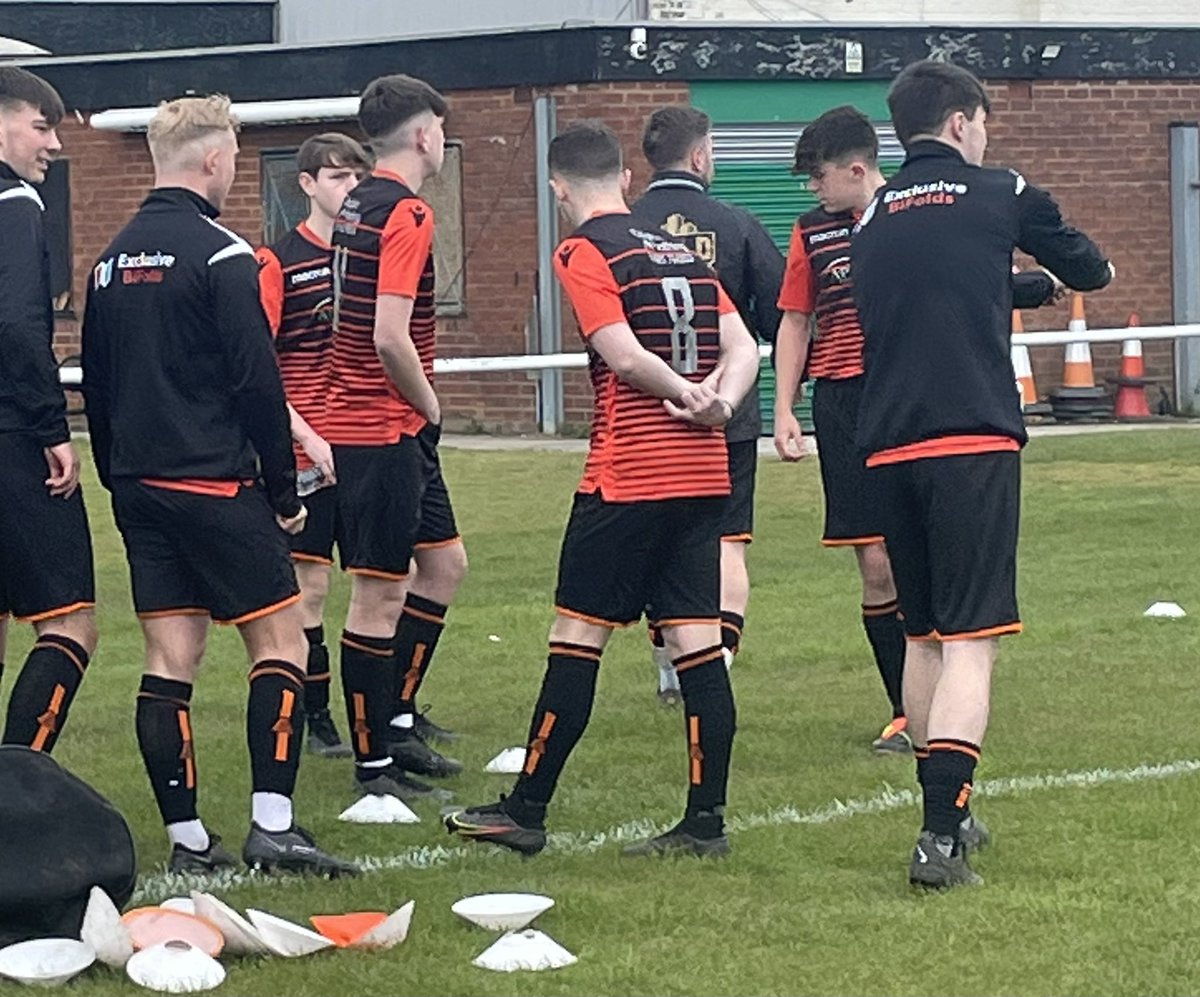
692,82,904,436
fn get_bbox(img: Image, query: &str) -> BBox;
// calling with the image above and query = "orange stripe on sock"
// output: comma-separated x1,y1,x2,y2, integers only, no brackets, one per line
33,640,86,676
30,684,66,752
352,692,369,755
548,643,602,663
675,648,724,674
342,638,394,658
928,740,981,762
177,709,195,789
861,602,899,618
273,688,296,762
955,781,973,809
249,666,304,688
402,605,445,625
400,642,427,701
688,715,703,785
524,711,557,776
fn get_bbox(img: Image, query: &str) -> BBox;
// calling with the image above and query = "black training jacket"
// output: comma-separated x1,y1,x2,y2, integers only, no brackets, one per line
0,162,68,447
852,140,1111,458
82,188,298,517
633,170,784,442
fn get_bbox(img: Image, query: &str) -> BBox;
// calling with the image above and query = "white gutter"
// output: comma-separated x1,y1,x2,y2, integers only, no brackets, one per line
90,96,359,132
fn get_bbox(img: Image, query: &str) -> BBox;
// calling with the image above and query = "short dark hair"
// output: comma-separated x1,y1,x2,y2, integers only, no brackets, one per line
548,120,623,181
0,66,64,125
887,61,991,147
642,105,711,171
791,105,878,175
296,132,372,177
358,74,447,142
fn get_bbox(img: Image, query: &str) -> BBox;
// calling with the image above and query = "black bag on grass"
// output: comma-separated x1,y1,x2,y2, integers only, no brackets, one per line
0,745,136,945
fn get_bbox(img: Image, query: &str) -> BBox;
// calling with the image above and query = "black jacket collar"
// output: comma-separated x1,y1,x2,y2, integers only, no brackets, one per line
141,186,220,217
644,169,709,193
903,139,969,167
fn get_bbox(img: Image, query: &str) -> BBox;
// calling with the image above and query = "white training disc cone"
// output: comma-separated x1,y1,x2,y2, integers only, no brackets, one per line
159,898,196,916
338,794,420,824
81,885,135,968
189,892,268,957
0,937,96,987
353,900,416,950
484,747,527,774
246,909,334,958
451,893,554,932
126,939,226,993
1145,601,1187,618
471,929,577,973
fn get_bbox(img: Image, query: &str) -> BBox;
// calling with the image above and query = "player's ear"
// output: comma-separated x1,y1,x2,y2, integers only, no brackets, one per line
620,168,632,194
201,145,221,176
297,171,317,197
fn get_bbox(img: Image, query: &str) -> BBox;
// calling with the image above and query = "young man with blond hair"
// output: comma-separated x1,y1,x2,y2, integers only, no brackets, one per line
83,94,355,877
0,66,98,755
257,132,371,758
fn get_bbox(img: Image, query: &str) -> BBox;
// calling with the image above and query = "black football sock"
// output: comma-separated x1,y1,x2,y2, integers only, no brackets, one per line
676,646,736,834
863,601,906,718
303,625,331,715
509,642,602,822
923,740,980,839
392,595,447,720
136,675,198,825
247,659,305,797
2,633,89,752
340,631,395,764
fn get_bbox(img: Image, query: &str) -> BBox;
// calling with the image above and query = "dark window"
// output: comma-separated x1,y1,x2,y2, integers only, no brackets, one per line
41,159,72,314
260,143,465,314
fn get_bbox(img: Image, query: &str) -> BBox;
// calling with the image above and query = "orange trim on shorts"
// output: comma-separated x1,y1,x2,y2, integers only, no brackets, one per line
347,566,409,581
33,639,86,676
15,601,94,624
937,622,1023,641
821,535,886,548
412,535,462,551
136,607,209,620
291,553,334,566
554,606,632,629
720,532,753,544
865,435,1019,468
139,477,246,498
215,593,301,626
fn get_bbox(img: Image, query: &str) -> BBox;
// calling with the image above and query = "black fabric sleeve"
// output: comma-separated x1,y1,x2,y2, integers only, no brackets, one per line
1015,181,1112,292
210,251,299,519
1011,270,1057,309
80,278,114,490
742,214,785,345
0,194,69,447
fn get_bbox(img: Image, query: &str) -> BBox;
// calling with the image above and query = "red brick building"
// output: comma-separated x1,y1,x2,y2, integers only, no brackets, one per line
23,24,1200,431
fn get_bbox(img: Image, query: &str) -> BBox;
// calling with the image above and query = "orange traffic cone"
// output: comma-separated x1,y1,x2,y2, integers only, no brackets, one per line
1113,313,1152,419
1010,311,1037,408
1062,293,1095,389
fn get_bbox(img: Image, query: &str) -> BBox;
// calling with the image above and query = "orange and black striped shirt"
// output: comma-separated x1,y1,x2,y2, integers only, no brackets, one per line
777,207,863,381
555,210,736,503
325,169,436,446
256,222,334,470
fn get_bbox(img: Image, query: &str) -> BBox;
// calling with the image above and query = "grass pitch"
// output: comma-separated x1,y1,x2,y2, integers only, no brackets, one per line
4,429,1200,996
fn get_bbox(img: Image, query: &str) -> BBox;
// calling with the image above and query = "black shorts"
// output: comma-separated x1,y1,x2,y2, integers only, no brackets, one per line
871,451,1021,640
720,439,756,542
0,434,95,622
290,483,337,565
556,492,722,627
111,479,299,625
334,423,459,580
812,376,886,547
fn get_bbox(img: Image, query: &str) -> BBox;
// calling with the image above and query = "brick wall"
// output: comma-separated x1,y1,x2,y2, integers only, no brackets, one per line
986,79,1195,407
52,77,1190,431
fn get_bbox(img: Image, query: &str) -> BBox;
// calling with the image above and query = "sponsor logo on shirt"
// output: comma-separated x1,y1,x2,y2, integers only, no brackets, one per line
629,226,696,266
289,266,332,286
661,213,717,265
883,179,968,214
820,255,851,284
808,226,851,244
117,251,176,268
93,257,114,289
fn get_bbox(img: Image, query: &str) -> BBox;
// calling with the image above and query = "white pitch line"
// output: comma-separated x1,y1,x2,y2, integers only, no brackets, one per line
133,757,1200,903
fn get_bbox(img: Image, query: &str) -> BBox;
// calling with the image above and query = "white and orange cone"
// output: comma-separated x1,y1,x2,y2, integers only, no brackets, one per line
1114,312,1151,419
1062,293,1095,389
1010,311,1037,408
